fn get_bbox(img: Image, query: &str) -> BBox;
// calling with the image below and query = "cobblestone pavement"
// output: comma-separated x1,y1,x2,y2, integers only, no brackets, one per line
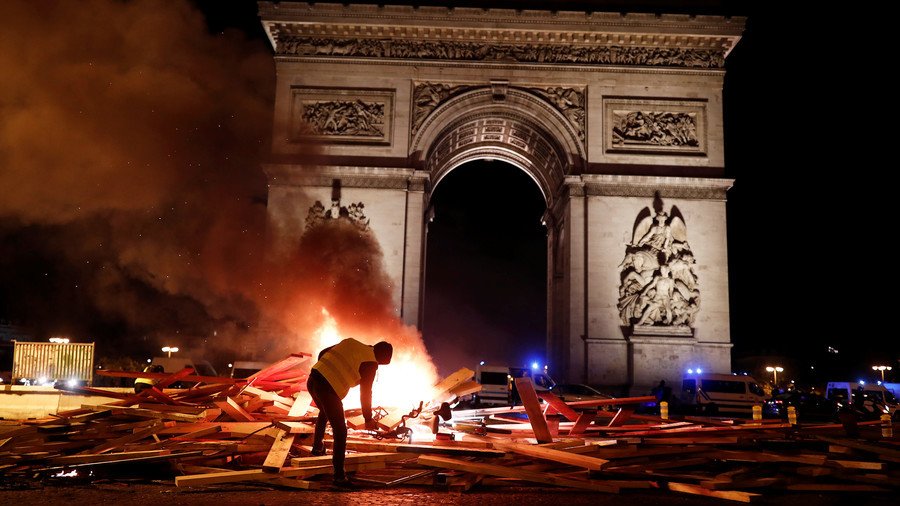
0,481,892,506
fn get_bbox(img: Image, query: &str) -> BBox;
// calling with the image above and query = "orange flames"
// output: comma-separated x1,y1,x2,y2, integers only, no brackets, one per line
312,308,438,410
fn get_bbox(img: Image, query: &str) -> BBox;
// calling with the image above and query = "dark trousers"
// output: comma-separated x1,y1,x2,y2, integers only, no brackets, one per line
306,369,347,479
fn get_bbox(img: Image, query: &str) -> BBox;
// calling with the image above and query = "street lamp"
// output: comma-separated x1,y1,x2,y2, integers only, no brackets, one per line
872,365,892,382
766,366,784,385
161,346,179,358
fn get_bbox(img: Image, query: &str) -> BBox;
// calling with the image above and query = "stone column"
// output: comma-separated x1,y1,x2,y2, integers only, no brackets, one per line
563,177,587,384
401,171,429,327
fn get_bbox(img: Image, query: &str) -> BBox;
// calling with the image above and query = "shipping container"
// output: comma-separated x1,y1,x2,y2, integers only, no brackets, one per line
11,341,95,384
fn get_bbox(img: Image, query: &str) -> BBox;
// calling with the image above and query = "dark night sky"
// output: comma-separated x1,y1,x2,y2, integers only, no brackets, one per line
0,1,893,381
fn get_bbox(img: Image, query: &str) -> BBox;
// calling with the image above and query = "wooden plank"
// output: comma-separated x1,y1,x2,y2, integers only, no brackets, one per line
262,429,297,472
96,370,238,384
430,368,475,402
642,437,740,445
448,472,483,492
815,435,900,459
214,397,256,422
288,392,312,418
561,395,657,408
514,377,553,444
607,407,635,427
246,353,311,383
493,441,609,470
157,422,271,436
395,444,505,458
701,477,782,490
668,482,759,502
417,454,618,492
108,407,202,423
448,380,482,398
244,386,293,406
569,411,596,436
86,421,172,455
536,391,579,422
48,450,168,465
273,421,314,434
153,367,197,389
175,460,383,487
832,459,885,470
289,451,406,468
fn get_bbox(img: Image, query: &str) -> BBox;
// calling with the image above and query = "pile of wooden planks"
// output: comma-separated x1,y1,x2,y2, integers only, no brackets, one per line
1,363,898,502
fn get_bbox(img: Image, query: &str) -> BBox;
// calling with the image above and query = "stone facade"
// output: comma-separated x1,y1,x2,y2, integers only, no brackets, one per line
259,2,744,391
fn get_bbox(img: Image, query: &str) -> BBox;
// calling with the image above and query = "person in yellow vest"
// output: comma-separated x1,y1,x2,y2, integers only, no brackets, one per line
134,364,164,394
307,338,393,487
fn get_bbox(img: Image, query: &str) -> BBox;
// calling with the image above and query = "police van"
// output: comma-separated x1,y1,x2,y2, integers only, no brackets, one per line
680,372,767,416
825,381,899,420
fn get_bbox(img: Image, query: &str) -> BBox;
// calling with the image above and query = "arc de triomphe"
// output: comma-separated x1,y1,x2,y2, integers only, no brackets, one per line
259,2,745,390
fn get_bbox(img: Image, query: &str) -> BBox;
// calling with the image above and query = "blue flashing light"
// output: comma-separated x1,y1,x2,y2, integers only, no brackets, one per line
687,368,694,374
531,361,539,370
696,368,703,374
479,361,485,366
859,380,866,385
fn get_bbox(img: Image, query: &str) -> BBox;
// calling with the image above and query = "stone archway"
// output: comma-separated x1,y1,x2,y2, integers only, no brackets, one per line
259,3,743,391
412,86,586,206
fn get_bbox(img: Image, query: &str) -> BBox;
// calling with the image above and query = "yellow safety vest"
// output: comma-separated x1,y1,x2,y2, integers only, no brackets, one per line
135,367,155,387
312,338,376,398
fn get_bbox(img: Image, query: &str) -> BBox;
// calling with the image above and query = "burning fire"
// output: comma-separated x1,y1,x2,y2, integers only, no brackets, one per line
312,308,438,410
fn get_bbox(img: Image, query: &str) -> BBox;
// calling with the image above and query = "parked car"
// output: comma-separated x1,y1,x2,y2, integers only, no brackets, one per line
550,383,613,403
764,389,838,422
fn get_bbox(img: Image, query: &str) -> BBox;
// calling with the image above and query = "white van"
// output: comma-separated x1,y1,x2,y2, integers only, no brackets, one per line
825,382,899,420
680,373,767,416
473,365,511,406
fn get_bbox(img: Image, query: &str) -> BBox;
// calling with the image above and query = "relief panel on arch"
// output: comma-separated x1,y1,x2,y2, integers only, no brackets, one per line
603,98,706,156
290,87,394,145
412,82,585,144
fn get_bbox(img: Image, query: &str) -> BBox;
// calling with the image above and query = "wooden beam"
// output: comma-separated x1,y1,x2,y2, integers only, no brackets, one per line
668,482,759,502
214,397,256,422
273,421,314,434
569,411,596,436
262,429,297,472
536,391,579,422
514,377,553,444
289,451,406,468
492,441,609,470
607,407,635,427
417,454,618,492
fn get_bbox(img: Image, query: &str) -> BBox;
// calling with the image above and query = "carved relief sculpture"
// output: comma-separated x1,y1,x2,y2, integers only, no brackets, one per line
617,198,699,328
291,87,393,144
305,198,371,232
277,37,725,69
528,86,585,141
412,82,476,135
604,98,707,155
612,111,698,148
302,100,385,137
413,82,585,143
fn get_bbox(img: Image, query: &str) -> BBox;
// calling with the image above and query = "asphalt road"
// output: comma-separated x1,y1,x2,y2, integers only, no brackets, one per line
0,480,892,506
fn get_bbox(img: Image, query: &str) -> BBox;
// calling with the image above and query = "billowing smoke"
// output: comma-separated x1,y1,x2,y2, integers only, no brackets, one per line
0,0,434,377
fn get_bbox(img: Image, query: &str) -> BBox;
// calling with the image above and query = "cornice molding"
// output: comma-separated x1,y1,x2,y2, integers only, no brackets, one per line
259,2,745,67
579,174,733,200
263,164,425,190
258,3,745,35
